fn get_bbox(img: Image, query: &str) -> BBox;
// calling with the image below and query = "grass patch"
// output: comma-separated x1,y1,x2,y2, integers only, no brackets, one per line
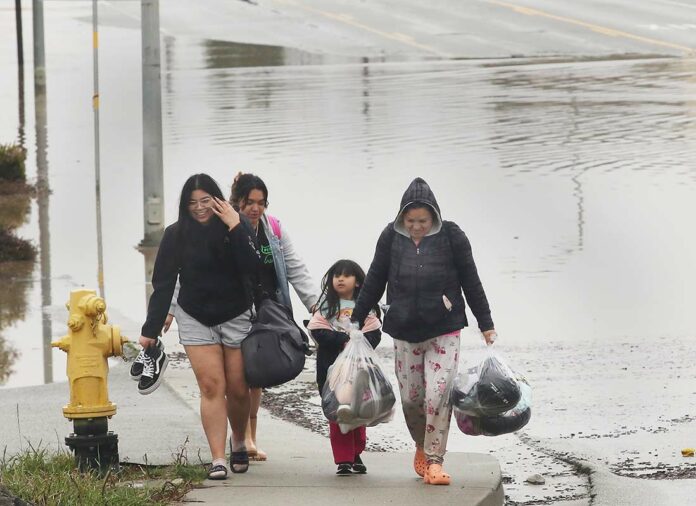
0,442,209,506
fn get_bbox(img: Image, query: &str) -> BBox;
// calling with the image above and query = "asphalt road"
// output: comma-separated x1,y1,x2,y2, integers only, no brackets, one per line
95,0,696,59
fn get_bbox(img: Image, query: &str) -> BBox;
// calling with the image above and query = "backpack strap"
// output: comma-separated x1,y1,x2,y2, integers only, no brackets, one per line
267,214,282,239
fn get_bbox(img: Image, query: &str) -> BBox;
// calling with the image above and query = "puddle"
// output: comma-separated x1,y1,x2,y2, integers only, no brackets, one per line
0,261,35,384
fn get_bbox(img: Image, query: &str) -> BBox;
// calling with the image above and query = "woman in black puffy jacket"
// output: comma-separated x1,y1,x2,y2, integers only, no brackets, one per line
352,177,496,486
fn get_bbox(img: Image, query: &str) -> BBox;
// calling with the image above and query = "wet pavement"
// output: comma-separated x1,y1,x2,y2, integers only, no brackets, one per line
1,1,696,504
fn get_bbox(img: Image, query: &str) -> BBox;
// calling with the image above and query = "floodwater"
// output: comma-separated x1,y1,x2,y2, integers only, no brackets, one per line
1,4,696,504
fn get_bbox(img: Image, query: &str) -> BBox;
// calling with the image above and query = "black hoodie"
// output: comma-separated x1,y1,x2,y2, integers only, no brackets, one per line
352,178,493,342
141,217,260,339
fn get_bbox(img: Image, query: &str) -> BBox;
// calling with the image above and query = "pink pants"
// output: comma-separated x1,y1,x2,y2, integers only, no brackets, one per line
329,422,366,464
394,332,460,465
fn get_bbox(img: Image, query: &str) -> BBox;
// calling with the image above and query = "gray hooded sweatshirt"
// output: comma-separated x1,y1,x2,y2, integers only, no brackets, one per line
353,178,493,342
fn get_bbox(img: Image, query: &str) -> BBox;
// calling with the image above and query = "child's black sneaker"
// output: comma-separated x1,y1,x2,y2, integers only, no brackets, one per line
336,462,352,475
352,455,367,474
130,339,164,381
137,345,169,395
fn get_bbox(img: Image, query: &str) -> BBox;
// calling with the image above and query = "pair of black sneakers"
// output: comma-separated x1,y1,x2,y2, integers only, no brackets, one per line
336,455,367,475
129,339,169,395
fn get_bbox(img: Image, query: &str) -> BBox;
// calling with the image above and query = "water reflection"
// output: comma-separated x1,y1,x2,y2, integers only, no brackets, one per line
17,44,25,150
203,39,325,69
487,59,696,276
0,261,33,384
34,25,53,384
361,57,374,171
0,340,19,384
202,40,290,122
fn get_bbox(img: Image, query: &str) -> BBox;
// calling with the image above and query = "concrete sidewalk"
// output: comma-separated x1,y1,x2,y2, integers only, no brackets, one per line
165,355,504,505
0,357,504,505
181,413,504,505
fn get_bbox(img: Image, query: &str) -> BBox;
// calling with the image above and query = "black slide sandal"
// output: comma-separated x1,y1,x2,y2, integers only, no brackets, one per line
231,450,249,473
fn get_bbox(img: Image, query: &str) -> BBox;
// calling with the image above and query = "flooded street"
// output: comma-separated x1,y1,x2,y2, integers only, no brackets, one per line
1,1,695,504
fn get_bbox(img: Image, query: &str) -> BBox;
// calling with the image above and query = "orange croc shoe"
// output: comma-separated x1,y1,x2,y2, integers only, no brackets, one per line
423,464,451,485
413,446,427,477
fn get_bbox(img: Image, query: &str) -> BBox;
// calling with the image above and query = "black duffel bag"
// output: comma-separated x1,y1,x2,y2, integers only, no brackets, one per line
242,297,312,388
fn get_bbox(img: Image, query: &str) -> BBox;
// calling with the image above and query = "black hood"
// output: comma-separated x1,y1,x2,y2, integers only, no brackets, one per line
394,178,443,237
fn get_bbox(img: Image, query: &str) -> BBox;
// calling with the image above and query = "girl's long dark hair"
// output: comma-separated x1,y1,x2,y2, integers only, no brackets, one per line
176,174,227,255
316,259,380,320
230,173,268,211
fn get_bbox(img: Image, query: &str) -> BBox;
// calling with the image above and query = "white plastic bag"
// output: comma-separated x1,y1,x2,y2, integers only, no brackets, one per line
321,324,396,434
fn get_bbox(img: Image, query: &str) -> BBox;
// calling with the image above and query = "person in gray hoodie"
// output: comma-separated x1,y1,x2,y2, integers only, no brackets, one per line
352,177,496,485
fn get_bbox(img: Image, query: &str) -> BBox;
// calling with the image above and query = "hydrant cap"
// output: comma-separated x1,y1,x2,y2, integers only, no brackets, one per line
111,326,127,357
82,295,106,317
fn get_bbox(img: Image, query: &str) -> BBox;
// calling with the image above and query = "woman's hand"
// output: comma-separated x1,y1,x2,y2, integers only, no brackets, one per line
139,335,157,349
482,329,497,345
212,196,241,230
162,313,174,334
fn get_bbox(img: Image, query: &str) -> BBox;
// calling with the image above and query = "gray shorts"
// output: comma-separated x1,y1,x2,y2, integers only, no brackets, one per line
175,306,252,348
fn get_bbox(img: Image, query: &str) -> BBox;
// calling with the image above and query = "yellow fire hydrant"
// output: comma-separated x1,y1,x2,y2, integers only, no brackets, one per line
52,289,128,473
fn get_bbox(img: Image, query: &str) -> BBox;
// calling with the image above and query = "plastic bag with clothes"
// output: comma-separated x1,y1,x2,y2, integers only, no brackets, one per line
451,346,522,417
454,377,532,436
321,324,396,434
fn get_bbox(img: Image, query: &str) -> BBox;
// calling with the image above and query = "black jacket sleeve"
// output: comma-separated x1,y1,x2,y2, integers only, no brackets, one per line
311,329,349,348
352,225,393,326
363,329,382,349
141,225,180,338
448,222,494,331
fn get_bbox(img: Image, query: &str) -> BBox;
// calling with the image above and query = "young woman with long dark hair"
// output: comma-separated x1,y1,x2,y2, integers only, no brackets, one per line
139,173,260,479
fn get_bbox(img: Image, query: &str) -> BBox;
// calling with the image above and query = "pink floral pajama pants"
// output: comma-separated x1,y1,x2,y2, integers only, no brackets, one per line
394,332,460,465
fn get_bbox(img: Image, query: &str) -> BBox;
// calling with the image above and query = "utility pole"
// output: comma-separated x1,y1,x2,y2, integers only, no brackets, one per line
92,0,105,298
16,0,25,147
139,0,165,306
15,0,24,67
32,0,45,85
141,0,164,245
